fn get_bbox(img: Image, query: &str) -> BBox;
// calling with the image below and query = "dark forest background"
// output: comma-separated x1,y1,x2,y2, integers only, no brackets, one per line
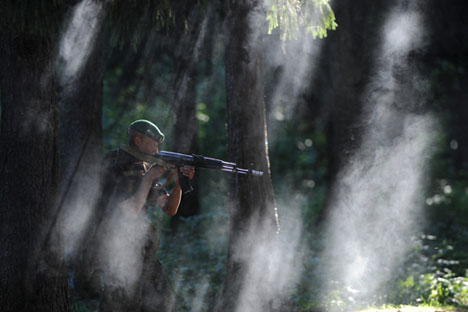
1,0,468,311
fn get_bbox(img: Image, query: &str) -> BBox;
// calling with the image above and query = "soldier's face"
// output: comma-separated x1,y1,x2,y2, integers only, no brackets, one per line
136,135,159,155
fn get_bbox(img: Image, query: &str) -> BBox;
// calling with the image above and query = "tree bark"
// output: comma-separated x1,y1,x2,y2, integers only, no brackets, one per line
219,0,280,310
0,32,69,312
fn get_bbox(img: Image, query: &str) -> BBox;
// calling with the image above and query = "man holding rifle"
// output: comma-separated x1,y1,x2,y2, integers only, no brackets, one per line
76,118,262,311
76,119,194,312
118,119,195,217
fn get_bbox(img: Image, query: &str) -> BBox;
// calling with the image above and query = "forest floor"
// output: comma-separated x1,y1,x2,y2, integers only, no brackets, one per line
356,306,467,312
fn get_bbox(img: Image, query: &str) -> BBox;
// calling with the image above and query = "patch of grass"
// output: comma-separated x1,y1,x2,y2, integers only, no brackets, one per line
356,305,466,312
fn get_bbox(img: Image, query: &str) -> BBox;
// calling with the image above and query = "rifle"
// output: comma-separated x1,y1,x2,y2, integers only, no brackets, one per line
120,145,263,194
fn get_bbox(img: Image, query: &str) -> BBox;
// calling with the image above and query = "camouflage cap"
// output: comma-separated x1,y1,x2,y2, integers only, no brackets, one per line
128,119,165,143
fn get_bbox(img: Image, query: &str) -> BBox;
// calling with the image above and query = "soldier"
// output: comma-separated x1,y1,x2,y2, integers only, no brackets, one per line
76,119,194,312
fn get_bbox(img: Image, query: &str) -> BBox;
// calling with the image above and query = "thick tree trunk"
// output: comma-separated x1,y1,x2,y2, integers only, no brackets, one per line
219,0,280,310
0,32,69,312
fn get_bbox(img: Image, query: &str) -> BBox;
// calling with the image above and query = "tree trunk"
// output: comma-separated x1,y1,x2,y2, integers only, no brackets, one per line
219,0,280,310
171,68,201,219
170,7,206,219
0,32,69,312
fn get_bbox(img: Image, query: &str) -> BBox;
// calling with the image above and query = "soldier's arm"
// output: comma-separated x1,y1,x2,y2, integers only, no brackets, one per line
161,167,195,216
120,165,166,216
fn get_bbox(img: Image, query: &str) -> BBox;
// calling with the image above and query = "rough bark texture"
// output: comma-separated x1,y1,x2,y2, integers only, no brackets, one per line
219,0,279,310
0,32,69,312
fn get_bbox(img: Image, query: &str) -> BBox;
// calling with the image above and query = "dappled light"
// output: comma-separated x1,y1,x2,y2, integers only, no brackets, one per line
59,0,106,85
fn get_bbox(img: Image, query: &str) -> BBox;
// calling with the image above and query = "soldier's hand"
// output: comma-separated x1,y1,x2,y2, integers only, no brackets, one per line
179,166,195,180
145,165,166,181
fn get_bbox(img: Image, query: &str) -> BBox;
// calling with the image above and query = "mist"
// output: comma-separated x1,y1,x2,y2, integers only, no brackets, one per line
58,0,105,85
264,19,324,131
321,0,435,308
55,0,107,259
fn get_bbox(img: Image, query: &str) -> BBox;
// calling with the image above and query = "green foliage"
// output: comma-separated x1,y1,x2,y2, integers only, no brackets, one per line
390,229,468,308
265,0,337,41
398,270,468,307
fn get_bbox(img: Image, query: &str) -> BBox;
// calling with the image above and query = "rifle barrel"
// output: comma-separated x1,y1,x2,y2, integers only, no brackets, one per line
221,167,263,176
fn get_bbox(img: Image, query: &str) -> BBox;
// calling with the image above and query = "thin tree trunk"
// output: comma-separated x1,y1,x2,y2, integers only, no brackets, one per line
170,3,217,220
170,7,205,219
219,0,280,310
0,32,69,312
